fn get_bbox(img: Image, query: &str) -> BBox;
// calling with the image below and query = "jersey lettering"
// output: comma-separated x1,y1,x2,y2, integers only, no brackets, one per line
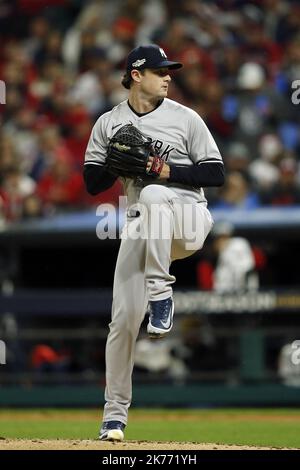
153,140,163,153
161,145,175,161
152,141,174,161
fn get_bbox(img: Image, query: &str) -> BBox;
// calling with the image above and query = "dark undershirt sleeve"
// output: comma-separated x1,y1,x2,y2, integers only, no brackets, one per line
84,160,225,195
83,164,118,195
168,161,225,188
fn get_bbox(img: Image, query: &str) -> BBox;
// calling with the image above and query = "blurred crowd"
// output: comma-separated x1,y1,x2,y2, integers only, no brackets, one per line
1,0,300,224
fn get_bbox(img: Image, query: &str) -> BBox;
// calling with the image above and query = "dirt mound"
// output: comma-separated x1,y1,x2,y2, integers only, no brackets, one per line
0,439,281,450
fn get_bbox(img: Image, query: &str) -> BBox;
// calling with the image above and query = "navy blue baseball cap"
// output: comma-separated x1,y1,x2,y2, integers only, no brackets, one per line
126,44,182,72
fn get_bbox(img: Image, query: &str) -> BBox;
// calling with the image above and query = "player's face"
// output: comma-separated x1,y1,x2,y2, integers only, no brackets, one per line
140,68,171,99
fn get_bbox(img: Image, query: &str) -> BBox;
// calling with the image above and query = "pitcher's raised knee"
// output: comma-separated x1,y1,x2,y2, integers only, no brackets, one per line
139,185,172,207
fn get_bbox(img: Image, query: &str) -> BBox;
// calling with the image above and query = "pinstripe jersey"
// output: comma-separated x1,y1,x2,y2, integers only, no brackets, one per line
84,98,223,206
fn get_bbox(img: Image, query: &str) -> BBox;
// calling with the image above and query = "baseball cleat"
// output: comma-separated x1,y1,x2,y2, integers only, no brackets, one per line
147,297,174,338
99,421,125,441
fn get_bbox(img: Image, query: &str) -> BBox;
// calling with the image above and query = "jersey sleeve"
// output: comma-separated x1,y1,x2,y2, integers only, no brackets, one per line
187,111,223,165
84,115,108,167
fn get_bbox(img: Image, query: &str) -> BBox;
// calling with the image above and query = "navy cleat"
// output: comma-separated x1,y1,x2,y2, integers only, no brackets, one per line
99,421,125,441
147,297,174,338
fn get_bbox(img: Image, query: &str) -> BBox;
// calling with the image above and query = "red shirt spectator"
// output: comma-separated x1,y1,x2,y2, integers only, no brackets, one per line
37,149,84,208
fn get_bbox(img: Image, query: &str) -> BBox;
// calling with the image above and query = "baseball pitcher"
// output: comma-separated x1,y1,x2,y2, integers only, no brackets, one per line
84,44,225,441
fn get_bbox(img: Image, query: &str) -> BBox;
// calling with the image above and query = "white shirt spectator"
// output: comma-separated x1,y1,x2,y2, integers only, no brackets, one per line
214,237,257,292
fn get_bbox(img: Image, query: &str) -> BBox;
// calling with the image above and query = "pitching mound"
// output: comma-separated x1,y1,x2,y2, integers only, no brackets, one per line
0,439,283,450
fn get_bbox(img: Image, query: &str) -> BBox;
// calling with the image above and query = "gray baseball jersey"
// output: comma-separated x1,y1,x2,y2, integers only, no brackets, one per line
84,98,222,207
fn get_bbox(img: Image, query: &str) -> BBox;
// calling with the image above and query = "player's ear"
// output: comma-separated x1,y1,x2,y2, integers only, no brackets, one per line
131,69,143,84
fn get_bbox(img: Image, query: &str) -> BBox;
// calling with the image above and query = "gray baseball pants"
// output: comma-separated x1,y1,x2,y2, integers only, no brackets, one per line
102,185,213,424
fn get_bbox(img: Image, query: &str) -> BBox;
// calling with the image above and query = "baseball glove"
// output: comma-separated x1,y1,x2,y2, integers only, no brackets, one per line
106,124,164,179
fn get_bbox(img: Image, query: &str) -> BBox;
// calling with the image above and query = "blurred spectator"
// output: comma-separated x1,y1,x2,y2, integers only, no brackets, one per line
135,314,225,381
134,337,187,381
262,0,288,43
21,194,45,220
212,171,260,210
0,158,36,221
22,16,50,61
62,104,93,168
211,221,259,293
203,80,234,148
30,125,67,181
224,141,250,177
0,312,24,373
37,150,84,211
276,1,300,45
34,30,64,68
30,343,71,375
278,341,300,387
249,134,282,190
260,157,300,206
217,43,242,92
197,221,260,293
171,314,228,375
231,62,289,157
240,4,282,70
68,54,108,117
3,108,40,176
135,0,167,45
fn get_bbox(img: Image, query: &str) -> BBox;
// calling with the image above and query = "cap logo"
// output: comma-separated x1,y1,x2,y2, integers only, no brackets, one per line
132,58,146,68
159,48,167,58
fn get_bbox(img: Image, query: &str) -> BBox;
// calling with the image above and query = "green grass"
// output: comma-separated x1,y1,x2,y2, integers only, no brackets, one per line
0,408,300,448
